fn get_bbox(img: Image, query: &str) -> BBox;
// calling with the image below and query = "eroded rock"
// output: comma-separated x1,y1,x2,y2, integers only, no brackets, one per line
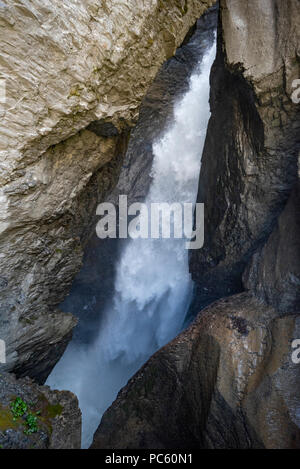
0,0,216,182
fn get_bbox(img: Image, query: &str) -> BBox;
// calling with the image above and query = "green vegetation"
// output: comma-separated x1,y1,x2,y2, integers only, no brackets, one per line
147,38,154,47
0,404,20,432
0,394,65,441
68,85,82,98
8,397,39,434
10,397,28,420
24,413,38,435
36,394,64,434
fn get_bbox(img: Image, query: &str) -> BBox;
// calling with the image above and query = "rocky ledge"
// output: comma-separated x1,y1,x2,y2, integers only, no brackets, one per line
0,372,81,449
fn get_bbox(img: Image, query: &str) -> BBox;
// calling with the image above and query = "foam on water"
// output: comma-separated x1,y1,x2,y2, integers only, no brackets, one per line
46,40,216,448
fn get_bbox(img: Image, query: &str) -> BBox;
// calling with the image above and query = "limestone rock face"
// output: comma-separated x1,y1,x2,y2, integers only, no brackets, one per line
190,0,300,311
0,128,128,383
91,293,300,449
0,0,215,381
0,0,215,176
0,372,81,449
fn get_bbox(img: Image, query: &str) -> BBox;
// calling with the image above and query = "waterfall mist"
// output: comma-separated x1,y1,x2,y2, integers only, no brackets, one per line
46,39,216,449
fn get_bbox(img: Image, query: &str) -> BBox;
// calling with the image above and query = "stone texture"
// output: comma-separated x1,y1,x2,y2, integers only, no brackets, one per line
91,293,300,449
243,170,300,313
190,0,300,313
0,0,215,381
0,372,81,449
0,128,128,383
0,0,216,183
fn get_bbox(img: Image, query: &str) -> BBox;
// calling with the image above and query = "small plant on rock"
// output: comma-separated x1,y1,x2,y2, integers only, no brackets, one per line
10,397,27,420
10,397,39,434
24,413,38,435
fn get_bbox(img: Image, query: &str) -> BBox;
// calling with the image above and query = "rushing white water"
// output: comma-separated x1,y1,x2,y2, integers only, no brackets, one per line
46,40,216,449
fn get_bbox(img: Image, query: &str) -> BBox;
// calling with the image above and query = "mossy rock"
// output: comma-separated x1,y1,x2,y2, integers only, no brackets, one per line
0,404,21,432
36,394,64,434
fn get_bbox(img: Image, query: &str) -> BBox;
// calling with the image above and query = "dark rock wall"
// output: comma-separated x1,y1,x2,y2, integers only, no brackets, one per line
190,0,300,314
92,293,300,449
243,169,300,313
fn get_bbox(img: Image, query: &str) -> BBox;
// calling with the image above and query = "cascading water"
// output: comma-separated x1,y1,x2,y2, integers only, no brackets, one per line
47,39,216,449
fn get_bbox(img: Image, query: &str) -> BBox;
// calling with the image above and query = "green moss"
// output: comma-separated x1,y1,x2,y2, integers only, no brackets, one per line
21,318,34,326
19,315,38,326
3,398,40,435
0,404,21,432
24,413,38,435
36,394,64,434
0,395,63,438
46,403,63,419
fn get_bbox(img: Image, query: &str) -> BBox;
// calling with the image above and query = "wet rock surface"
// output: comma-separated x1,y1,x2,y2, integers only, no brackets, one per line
91,293,300,449
190,0,300,313
0,372,81,449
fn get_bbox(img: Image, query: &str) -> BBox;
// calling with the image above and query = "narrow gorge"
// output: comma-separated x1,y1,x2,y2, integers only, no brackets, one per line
0,0,299,451
47,19,216,448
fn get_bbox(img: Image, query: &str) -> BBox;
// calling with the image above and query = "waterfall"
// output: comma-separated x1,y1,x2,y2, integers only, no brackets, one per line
46,39,216,449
